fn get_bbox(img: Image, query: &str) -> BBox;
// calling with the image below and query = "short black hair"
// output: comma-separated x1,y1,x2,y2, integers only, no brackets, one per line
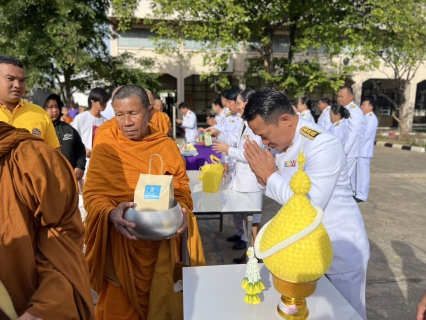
319,97,330,105
224,87,242,101
0,55,24,68
239,88,256,102
112,85,150,108
330,104,350,119
363,98,377,111
298,96,313,111
178,102,189,109
243,89,295,124
88,87,110,110
212,98,223,109
340,86,354,96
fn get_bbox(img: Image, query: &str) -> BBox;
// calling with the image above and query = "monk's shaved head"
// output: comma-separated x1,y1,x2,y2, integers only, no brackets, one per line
111,85,123,99
112,85,153,141
113,85,150,108
154,99,164,111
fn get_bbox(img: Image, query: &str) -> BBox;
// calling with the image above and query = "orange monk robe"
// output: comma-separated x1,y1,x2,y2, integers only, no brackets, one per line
0,122,94,319
84,123,205,320
150,109,172,136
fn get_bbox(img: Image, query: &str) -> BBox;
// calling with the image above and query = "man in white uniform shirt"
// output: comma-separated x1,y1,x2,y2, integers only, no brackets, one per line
353,98,378,202
317,97,332,130
176,102,197,143
242,89,370,320
337,87,364,189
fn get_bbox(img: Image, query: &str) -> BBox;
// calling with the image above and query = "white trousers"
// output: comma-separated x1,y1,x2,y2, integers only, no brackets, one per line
326,261,368,320
347,157,357,194
233,191,262,242
352,157,372,201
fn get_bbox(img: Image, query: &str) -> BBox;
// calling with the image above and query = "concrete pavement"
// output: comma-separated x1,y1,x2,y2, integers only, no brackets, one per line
196,146,426,319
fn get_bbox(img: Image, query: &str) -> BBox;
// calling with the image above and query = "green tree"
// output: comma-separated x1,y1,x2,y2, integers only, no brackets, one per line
112,0,359,95
342,0,426,132
0,0,158,106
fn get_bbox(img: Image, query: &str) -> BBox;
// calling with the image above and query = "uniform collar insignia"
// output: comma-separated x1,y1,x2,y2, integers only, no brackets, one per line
300,126,321,140
336,121,341,126
369,113,373,116
350,104,356,108
226,112,232,117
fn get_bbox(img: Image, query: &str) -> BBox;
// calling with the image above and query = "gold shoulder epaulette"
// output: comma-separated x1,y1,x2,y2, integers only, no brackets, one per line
300,126,321,140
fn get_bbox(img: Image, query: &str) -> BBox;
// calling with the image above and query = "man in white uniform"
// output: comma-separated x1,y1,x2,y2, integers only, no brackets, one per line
176,102,197,143
243,89,370,320
317,97,332,130
353,98,378,202
337,87,363,187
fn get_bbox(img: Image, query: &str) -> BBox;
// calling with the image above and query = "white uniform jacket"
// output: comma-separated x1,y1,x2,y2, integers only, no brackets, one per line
359,112,378,158
181,110,198,143
216,112,243,148
265,117,370,274
300,109,315,123
329,119,348,147
214,108,228,132
343,101,363,158
317,106,332,130
228,121,263,193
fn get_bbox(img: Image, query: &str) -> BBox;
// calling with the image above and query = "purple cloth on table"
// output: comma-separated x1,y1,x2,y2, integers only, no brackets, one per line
185,145,222,170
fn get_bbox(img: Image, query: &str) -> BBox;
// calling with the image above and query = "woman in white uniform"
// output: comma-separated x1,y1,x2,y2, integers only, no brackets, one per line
329,104,350,146
296,96,315,122
213,88,263,263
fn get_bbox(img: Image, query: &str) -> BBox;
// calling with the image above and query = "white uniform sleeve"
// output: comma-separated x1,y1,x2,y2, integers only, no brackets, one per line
182,112,196,129
265,136,344,210
344,107,363,155
359,115,376,149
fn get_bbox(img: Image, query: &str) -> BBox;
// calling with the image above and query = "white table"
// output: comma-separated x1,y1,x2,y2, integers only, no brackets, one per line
183,264,362,320
187,170,261,249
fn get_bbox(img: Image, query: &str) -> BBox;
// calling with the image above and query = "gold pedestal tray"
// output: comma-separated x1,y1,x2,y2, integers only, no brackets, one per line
272,273,319,320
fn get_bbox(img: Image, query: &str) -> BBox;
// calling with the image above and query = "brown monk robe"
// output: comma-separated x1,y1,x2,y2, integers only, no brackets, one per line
84,85,205,320
0,122,94,319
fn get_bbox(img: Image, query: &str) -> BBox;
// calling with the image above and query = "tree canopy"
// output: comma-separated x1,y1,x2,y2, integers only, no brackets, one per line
0,0,159,106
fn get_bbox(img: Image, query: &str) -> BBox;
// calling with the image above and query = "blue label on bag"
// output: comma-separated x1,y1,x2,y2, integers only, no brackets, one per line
144,185,161,200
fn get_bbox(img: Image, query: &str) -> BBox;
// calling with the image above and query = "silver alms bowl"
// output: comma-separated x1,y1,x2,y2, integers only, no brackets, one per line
123,201,183,241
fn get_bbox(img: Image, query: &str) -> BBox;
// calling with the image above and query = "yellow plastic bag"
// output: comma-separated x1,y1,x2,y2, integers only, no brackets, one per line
198,155,224,193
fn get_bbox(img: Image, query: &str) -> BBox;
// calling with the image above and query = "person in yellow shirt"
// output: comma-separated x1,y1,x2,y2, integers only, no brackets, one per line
0,55,60,149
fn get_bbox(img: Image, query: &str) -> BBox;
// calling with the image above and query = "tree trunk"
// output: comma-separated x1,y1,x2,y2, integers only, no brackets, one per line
63,69,73,108
400,103,414,133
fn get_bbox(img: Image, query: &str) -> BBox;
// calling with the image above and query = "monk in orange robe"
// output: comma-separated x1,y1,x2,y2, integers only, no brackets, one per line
84,85,205,320
0,122,94,319
147,92,172,137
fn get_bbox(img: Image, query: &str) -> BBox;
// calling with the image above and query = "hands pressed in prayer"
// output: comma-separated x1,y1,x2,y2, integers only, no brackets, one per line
109,202,138,241
168,207,188,239
243,140,275,187
212,142,230,154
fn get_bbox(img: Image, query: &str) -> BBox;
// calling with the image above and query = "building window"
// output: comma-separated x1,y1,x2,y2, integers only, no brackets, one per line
118,29,157,48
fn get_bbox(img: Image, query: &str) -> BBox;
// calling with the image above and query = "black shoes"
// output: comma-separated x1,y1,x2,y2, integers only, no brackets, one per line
232,240,247,250
226,234,241,242
353,197,365,203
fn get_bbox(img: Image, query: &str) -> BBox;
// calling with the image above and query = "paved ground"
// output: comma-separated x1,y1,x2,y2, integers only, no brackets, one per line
196,146,426,319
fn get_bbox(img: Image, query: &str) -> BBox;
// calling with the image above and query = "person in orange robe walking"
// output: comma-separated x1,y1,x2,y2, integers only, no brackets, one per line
84,85,205,320
0,122,94,320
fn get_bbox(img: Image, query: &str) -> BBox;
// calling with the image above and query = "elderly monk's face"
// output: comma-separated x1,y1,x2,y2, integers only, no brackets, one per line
113,95,153,141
